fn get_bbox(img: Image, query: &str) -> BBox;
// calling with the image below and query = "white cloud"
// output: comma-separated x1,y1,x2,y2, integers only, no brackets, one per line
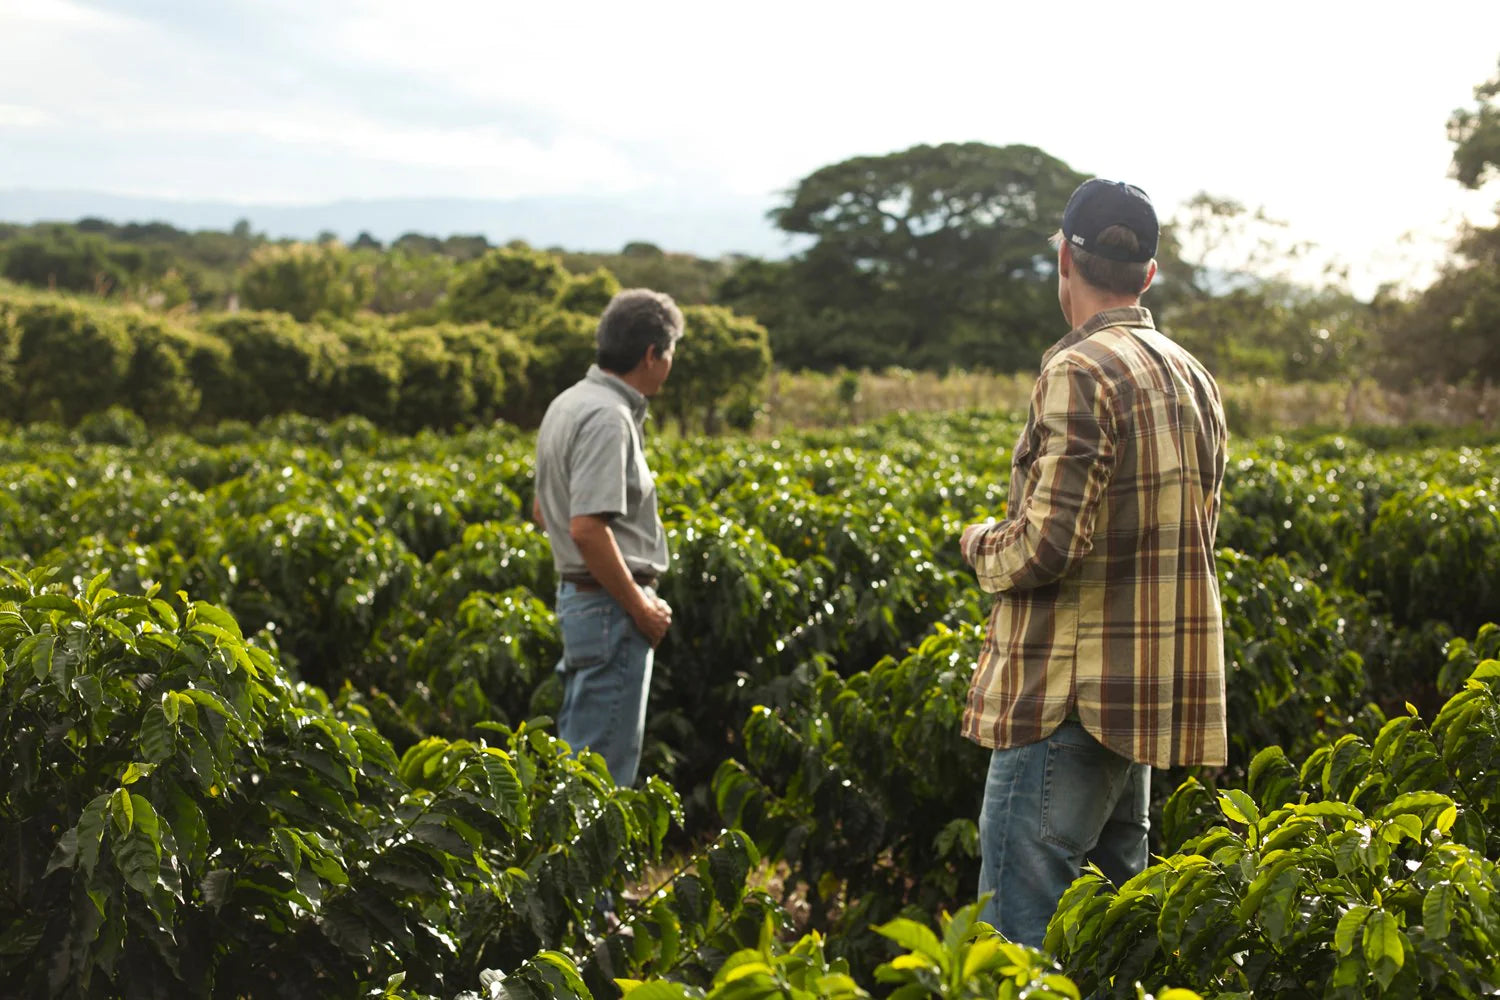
1,0,1499,292
0,104,53,128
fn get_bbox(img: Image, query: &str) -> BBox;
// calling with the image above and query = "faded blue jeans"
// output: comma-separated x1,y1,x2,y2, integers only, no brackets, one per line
554,581,655,788
977,720,1150,949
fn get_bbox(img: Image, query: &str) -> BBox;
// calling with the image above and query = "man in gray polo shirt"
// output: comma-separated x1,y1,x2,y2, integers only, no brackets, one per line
533,288,680,787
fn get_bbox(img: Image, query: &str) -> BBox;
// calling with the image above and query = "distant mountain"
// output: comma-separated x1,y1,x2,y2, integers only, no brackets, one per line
0,189,800,259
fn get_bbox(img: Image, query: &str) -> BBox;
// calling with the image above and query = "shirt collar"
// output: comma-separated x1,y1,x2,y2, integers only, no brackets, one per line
586,364,649,422
1041,306,1155,369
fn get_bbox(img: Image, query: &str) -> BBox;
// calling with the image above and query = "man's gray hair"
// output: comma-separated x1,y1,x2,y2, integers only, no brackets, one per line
596,289,685,373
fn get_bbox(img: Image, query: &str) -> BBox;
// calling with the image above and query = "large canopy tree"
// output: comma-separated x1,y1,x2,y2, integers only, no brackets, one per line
737,142,1087,372
1449,57,1500,189
1376,55,1500,388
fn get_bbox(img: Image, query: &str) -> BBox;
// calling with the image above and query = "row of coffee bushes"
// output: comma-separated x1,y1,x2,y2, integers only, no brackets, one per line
0,281,770,433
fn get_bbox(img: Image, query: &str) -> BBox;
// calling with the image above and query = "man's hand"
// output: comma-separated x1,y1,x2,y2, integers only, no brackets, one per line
631,592,673,647
531,496,546,532
961,519,997,566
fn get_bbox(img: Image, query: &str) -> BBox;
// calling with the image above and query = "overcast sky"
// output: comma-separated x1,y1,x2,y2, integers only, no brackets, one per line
2,0,1499,295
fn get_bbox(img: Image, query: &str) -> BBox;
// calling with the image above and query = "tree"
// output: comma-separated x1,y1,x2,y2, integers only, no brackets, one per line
237,242,371,321
1150,195,1370,383
1,227,140,296
1449,56,1500,189
1374,56,1500,388
446,247,569,328
1375,222,1500,387
659,305,771,433
555,266,621,315
361,250,455,315
750,142,1087,371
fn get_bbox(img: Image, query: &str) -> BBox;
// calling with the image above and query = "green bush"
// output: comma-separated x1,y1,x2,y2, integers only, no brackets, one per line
9,298,135,423
328,320,403,425
519,307,597,421
237,242,371,322
1053,658,1500,998
198,312,347,423
392,326,477,432
556,266,621,316
119,312,204,426
447,247,570,328
1351,485,1500,638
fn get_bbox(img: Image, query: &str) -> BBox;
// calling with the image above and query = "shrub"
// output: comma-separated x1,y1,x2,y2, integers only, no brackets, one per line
198,312,347,423
9,298,134,423
447,248,569,328
237,242,371,321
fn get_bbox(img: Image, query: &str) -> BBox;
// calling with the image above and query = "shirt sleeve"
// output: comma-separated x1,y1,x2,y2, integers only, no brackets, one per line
568,410,632,518
968,362,1116,593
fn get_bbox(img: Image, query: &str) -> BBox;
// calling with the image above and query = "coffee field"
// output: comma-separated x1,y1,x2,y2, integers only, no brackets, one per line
2,409,1498,999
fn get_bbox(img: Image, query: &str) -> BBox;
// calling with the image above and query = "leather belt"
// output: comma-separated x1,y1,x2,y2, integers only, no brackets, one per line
564,571,658,592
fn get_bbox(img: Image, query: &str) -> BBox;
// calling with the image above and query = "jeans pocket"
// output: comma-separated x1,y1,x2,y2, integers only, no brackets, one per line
1040,732,1126,854
560,603,612,670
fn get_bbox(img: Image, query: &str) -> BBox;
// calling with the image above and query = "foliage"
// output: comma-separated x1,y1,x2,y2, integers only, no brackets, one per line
447,247,570,328
746,142,1085,371
715,626,989,976
238,241,372,322
557,267,622,316
660,306,771,434
1053,657,1500,998
1448,56,1500,189
197,311,348,422
616,901,1137,1000
1217,550,1366,771
1,410,1498,998
1349,484,1500,639
0,564,764,1000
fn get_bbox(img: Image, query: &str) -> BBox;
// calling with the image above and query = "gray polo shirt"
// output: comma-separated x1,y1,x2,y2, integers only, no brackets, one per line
534,365,669,580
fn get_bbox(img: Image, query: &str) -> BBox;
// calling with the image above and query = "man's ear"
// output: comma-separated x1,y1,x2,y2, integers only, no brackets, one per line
1141,259,1158,294
1057,243,1073,278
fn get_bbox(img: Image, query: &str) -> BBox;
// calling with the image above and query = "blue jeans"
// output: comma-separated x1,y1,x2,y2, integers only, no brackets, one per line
977,720,1150,949
554,582,655,788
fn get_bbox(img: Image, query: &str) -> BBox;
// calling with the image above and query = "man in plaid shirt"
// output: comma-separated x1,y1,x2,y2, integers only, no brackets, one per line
959,179,1228,947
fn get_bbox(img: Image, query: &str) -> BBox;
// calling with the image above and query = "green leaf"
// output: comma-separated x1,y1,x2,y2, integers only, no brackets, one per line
140,705,176,763
45,827,79,876
618,982,693,999
77,794,110,878
110,787,134,834
115,831,160,895
1334,905,1372,955
875,918,944,964
128,794,160,842
1435,804,1458,836
1421,883,1452,938
98,617,136,646
121,762,155,786
188,602,243,639
1362,910,1404,989
1219,789,1260,827
85,571,111,604
201,869,236,911
23,594,77,613
29,634,55,682
71,673,103,709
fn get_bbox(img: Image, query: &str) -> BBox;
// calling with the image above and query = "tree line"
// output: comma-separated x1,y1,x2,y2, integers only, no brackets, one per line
0,246,770,435
2,57,1497,398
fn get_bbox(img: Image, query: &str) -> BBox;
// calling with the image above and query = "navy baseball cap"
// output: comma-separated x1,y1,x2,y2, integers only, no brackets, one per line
1061,179,1159,263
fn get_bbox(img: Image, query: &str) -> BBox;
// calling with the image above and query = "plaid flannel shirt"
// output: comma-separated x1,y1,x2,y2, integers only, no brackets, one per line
960,306,1229,768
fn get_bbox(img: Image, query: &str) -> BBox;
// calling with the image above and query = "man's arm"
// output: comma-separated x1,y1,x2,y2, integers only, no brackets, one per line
961,362,1116,594
570,515,672,646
